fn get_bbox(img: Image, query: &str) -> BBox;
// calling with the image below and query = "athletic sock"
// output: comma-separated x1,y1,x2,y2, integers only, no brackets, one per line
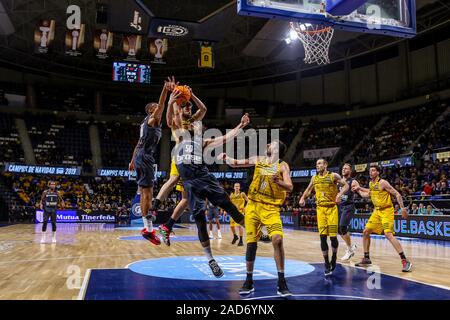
246,272,253,282
146,215,153,232
323,254,329,264
332,252,337,262
364,252,370,260
399,252,406,260
166,218,176,231
142,217,148,230
153,198,162,210
277,272,285,282
204,246,214,261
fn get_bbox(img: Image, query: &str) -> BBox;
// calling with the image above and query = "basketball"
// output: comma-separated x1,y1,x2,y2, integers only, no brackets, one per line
175,85,191,104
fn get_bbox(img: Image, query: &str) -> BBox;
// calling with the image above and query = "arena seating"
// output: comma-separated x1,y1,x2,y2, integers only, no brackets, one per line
350,101,447,164
25,114,93,171
98,121,143,168
0,114,25,166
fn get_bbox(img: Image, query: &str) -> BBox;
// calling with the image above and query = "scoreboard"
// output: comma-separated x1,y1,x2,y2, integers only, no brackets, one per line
112,62,151,84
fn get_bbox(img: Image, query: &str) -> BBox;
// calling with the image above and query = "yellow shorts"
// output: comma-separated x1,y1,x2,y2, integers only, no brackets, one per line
230,208,244,227
317,205,338,237
244,200,283,243
366,207,395,235
169,160,184,192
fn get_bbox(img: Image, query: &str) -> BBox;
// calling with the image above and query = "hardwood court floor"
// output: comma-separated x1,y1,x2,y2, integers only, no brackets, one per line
0,223,449,300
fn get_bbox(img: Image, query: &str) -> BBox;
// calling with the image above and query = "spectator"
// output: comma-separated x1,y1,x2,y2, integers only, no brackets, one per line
410,203,419,215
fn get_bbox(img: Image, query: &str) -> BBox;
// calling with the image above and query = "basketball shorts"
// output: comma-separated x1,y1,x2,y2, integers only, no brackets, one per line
338,204,355,228
169,160,184,192
135,154,155,188
317,205,339,236
230,208,244,227
207,207,220,221
244,200,283,243
183,174,229,217
366,207,395,235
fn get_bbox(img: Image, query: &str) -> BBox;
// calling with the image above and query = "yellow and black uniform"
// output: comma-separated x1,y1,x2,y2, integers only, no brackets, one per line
313,172,338,237
366,178,395,234
230,192,246,227
169,116,197,192
245,159,286,243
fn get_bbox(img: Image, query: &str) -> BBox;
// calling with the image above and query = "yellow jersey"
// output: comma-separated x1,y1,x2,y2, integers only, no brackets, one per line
369,178,393,209
230,192,246,212
313,172,338,207
248,159,286,206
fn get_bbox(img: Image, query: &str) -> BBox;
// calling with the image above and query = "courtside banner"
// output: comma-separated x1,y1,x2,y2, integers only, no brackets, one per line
350,214,450,241
4,163,81,176
35,210,116,223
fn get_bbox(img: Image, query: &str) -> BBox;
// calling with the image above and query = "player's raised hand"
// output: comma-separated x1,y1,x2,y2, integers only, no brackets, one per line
165,76,178,91
240,113,250,127
169,89,182,105
217,153,228,162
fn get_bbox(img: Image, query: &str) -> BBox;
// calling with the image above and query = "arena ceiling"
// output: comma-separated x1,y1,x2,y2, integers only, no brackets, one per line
0,0,449,86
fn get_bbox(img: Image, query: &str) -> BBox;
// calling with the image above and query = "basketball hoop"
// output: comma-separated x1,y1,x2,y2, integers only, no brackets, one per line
290,22,334,65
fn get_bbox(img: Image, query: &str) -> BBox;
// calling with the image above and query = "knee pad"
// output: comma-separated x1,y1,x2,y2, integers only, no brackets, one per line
194,214,209,243
246,242,257,262
320,235,329,252
219,200,244,225
338,226,348,236
330,236,339,249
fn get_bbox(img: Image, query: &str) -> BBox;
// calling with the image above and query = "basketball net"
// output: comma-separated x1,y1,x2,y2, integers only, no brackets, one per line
290,22,334,65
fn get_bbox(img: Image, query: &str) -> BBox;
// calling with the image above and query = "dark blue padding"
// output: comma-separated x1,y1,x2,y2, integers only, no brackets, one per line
84,263,450,300
326,0,368,16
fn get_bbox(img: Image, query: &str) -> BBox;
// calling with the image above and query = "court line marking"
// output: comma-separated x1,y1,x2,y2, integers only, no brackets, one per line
244,294,378,300
0,253,175,265
350,264,450,291
77,269,91,301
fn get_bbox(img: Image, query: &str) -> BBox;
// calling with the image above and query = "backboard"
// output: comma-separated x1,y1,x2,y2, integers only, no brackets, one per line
238,0,416,38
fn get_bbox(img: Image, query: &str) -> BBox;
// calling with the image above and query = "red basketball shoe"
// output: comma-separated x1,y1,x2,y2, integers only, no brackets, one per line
141,228,161,246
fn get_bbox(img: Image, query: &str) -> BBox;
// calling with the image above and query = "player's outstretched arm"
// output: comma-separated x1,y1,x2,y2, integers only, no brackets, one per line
333,173,349,204
165,76,179,128
190,89,207,121
299,177,314,207
272,162,293,192
352,184,370,198
381,179,408,218
218,154,260,168
149,78,172,126
169,89,183,129
204,113,250,149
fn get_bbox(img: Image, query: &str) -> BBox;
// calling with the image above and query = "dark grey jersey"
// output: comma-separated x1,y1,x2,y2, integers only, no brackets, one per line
43,190,59,211
340,177,355,206
136,115,162,159
175,138,209,181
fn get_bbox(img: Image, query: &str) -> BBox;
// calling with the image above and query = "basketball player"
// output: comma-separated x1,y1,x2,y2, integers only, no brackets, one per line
220,140,293,297
157,82,208,246
229,183,247,246
39,180,65,244
129,79,173,245
299,159,349,276
339,163,359,261
206,200,222,239
352,165,412,272
173,92,248,277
